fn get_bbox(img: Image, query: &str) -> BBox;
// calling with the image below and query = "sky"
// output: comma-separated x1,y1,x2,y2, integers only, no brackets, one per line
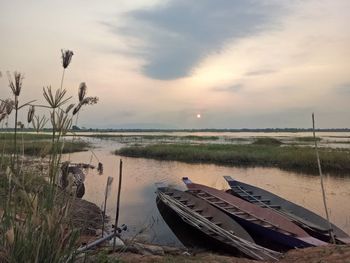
0,0,349,129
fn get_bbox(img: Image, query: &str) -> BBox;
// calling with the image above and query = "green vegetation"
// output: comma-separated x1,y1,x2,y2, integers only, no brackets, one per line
252,137,282,145
0,133,89,157
294,136,321,142
1,140,89,156
0,50,98,262
0,132,52,140
116,143,350,174
182,135,219,141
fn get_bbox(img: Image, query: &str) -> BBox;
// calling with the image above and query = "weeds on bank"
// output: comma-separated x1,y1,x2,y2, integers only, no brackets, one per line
116,143,350,174
0,50,98,262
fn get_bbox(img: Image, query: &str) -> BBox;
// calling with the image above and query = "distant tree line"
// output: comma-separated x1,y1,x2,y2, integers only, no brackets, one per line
1,127,349,133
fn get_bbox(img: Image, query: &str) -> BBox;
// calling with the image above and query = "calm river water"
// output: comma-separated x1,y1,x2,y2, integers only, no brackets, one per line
65,132,350,246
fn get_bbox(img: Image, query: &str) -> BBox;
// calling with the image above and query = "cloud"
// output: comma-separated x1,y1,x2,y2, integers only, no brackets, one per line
245,69,278,76
107,0,283,80
213,84,243,92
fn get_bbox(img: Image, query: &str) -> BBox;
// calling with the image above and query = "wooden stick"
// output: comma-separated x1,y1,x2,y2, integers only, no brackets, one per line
102,176,113,237
312,113,336,244
113,159,123,250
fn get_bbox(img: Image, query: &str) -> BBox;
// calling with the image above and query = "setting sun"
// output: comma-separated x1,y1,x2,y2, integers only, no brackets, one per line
197,113,201,118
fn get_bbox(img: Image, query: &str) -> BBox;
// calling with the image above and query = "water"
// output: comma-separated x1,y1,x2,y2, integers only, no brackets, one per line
64,134,350,246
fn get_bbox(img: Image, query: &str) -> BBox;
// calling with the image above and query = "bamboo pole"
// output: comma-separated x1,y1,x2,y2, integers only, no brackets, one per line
113,159,123,250
312,113,336,244
102,176,113,237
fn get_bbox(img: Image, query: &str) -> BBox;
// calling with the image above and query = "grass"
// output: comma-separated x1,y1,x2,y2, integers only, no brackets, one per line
295,136,321,142
252,137,282,145
0,135,90,157
0,132,52,140
116,143,350,174
0,50,99,262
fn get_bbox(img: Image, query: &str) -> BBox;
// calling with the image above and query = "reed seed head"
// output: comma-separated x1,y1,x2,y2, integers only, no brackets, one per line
72,103,82,115
0,101,6,113
78,82,87,102
61,49,74,69
27,105,35,123
65,103,75,114
7,71,24,96
81,96,99,106
5,99,14,115
0,99,14,115
0,112,7,122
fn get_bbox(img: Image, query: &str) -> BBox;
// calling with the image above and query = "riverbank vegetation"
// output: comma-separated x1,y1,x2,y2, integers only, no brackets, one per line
0,50,99,262
0,132,90,157
116,143,350,174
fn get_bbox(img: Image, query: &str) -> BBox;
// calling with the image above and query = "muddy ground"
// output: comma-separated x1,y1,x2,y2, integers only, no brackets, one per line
76,244,350,263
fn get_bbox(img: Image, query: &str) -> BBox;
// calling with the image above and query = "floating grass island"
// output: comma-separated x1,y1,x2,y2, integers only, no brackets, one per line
116,141,350,174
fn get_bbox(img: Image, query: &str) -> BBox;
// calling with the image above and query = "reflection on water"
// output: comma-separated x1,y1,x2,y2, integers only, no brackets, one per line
64,137,350,246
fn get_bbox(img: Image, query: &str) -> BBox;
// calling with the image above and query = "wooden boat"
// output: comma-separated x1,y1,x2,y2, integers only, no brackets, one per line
224,176,350,244
156,185,280,261
182,177,328,251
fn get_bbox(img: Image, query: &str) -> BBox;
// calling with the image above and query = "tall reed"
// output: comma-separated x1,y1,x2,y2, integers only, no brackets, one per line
0,49,98,262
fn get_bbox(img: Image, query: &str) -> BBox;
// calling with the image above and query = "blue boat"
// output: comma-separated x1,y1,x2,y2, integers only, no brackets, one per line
224,176,350,244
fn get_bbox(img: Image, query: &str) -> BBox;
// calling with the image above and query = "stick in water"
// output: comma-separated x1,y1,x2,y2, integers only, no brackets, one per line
102,176,114,237
113,159,123,250
312,113,336,244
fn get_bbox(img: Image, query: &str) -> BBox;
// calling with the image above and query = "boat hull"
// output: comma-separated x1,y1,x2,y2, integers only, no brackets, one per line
156,187,255,256
157,197,243,254
224,176,350,244
182,177,327,251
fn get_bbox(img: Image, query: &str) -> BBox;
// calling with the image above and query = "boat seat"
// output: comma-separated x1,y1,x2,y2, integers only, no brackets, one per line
261,224,274,228
241,194,261,198
164,192,174,196
205,196,219,200
245,217,259,222
251,199,270,203
193,208,203,213
203,215,214,221
212,201,227,205
263,204,281,209
233,187,253,194
231,211,246,216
